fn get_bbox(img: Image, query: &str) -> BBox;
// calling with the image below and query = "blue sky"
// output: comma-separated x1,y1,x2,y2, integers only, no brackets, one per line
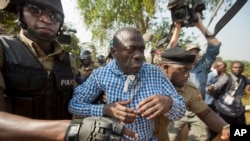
176,0,250,61
62,0,250,61
207,0,250,61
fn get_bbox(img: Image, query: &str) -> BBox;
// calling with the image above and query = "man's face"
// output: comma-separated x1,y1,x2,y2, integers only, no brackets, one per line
231,62,244,76
98,57,106,65
216,62,227,74
112,31,145,75
22,3,62,40
81,57,92,66
160,63,192,87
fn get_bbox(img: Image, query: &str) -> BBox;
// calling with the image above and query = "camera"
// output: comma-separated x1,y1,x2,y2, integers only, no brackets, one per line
57,29,77,45
167,0,205,27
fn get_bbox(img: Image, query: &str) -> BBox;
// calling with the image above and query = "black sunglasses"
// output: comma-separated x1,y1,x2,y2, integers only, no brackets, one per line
24,3,63,24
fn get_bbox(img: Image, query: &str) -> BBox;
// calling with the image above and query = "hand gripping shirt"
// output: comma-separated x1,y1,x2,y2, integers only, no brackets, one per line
68,60,185,141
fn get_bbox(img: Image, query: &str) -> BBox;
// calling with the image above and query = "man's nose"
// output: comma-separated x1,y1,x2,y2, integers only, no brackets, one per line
184,71,190,78
133,50,144,59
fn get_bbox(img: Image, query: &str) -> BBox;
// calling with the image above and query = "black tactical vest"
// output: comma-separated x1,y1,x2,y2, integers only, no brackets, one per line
0,35,74,119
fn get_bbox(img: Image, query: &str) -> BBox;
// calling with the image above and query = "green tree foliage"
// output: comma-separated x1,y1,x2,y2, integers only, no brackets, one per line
77,0,158,45
243,61,250,79
0,11,19,34
77,0,234,47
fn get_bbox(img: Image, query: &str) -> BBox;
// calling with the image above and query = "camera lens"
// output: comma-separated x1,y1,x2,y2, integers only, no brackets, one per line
172,6,187,20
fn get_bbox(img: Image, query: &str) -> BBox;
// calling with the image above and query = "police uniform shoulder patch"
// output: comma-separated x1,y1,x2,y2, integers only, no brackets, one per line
185,82,202,100
185,82,197,90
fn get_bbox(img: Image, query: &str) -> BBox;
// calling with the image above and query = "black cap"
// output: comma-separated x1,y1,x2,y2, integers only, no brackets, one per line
0,0,64,17
161,47,196,64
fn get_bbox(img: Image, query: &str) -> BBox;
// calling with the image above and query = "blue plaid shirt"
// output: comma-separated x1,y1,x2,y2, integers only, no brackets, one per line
69,60,185,140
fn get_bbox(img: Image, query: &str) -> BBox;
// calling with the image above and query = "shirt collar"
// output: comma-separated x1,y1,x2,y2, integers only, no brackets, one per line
213,69,219,76
230,73,241,81
19,30,65,59
108,59,145,79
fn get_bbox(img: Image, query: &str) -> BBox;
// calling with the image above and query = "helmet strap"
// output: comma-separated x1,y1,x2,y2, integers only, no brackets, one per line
17,7,60,42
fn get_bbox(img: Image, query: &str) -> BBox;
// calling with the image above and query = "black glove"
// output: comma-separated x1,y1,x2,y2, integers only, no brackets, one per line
65,117,125,141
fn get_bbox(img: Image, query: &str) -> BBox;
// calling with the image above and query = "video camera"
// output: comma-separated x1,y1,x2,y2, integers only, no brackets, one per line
57,29,77,45
167,0,206,27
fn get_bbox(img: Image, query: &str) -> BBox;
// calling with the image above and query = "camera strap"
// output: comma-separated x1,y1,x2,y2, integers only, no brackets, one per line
205,0,247,38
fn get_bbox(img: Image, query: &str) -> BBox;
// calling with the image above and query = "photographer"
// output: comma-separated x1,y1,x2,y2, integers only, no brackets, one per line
167,12,221,141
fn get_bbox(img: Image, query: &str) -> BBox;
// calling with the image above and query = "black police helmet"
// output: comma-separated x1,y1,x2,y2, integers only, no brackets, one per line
98,55,105,61
80,50,91,60
0,0,64,17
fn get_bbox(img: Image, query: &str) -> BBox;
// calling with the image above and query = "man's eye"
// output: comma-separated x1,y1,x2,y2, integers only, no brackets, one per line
50,13,63,24
127,49,134,54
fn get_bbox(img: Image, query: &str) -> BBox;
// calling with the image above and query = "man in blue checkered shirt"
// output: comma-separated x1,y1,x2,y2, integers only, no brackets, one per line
68,27,186,141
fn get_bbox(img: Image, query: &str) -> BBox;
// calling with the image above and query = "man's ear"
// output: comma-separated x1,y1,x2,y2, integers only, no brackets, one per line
164,64,170,72
160,63,169,71
110,47,116,59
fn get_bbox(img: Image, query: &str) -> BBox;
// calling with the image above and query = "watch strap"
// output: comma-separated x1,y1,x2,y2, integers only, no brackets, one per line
65,119,82,141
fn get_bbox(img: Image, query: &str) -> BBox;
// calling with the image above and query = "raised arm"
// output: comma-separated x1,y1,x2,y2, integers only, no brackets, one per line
195,13,220,46
169,23,182,48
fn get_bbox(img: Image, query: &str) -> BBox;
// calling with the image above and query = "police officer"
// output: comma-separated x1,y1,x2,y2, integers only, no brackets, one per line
154,47,230,141
76,50,98,85
97,55,106,66
0,0,77,119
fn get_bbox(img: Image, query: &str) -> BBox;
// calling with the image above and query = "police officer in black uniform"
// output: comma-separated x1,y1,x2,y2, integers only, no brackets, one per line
0,0,77,119
97,55,107,66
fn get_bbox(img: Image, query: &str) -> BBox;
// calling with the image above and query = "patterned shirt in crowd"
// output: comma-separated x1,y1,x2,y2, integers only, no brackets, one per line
68,59,185,141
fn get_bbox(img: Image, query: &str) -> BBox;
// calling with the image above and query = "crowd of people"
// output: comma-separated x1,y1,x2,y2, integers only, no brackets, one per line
0,0,249,141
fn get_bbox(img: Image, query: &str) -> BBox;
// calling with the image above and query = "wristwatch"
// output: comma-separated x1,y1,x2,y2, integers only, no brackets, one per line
65,119,82,141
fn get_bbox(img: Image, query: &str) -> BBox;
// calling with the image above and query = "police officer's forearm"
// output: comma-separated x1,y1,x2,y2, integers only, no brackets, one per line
0,112,70,141
197,108,227,133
